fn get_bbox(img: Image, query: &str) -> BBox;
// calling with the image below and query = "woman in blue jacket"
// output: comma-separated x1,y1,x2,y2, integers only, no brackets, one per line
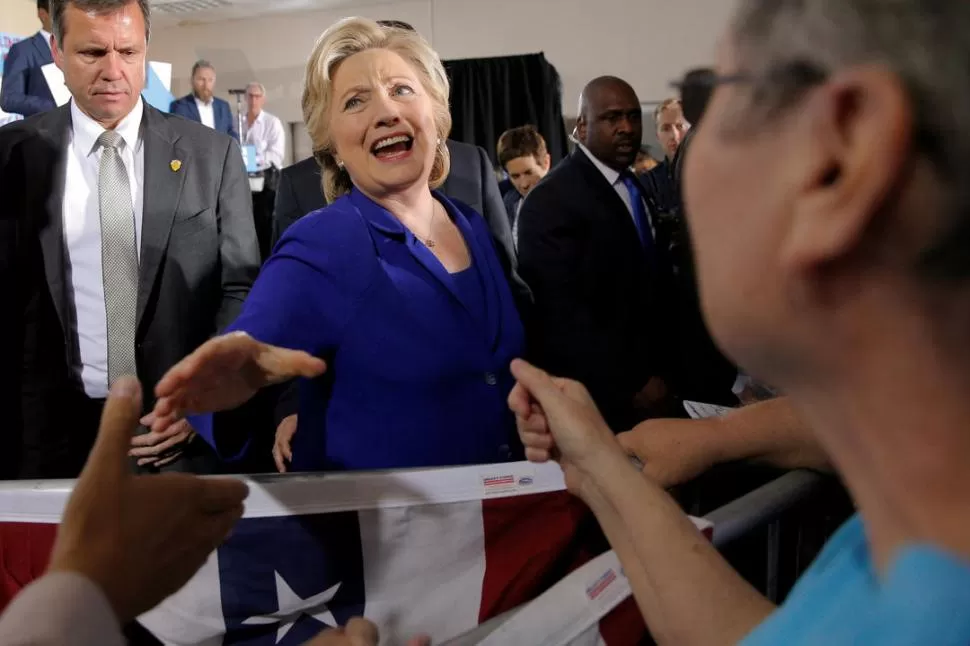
148,18,524,472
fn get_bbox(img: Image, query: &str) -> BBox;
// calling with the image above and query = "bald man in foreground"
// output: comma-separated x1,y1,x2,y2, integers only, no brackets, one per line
517,76,673,431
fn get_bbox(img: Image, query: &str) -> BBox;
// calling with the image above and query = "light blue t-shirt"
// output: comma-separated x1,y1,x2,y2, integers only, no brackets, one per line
741,514,970,645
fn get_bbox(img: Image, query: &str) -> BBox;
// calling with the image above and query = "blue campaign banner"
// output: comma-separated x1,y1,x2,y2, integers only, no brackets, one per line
0,32,27,126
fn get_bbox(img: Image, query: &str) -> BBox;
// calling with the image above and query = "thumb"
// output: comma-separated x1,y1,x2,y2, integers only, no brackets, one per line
509,359,562,407
82,376,143,483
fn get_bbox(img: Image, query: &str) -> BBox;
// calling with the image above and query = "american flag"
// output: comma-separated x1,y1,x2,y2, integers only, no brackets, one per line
0,461,711,645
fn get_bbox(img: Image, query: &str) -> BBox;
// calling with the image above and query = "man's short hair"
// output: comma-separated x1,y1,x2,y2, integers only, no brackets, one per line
50,0,151,46
246,82,266,95
730,0,970,280
653,98,682,127
191,59,215,78
497,125,548,168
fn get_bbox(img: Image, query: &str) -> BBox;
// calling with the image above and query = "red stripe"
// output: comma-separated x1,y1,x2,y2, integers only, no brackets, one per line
0,523,59,612
586,568,617,600
599,597,647,645
479,491,646,644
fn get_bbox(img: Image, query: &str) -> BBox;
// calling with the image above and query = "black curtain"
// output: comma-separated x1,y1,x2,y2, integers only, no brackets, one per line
443,52,569,167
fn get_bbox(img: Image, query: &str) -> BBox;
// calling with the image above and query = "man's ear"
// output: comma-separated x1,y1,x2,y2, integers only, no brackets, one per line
541,153,551,171
780,64,913,273
574,116,587,143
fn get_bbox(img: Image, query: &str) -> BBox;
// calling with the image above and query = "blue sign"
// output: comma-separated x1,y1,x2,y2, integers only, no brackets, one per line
142,61,174,112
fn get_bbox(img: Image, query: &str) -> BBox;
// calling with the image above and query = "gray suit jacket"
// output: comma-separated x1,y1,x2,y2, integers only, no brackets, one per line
0,573,123,646
0,103,260,478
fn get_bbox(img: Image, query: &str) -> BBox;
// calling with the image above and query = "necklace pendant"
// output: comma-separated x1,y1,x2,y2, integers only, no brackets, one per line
426,239,436,248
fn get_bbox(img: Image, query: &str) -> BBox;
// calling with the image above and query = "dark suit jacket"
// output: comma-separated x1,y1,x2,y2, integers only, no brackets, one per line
0,33,56,117
169,94,238,140
268,139,530,427
0,103,260,478
516,148,674,431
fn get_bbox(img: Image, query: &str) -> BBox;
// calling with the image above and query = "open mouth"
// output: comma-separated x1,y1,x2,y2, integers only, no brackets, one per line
371,134,414,160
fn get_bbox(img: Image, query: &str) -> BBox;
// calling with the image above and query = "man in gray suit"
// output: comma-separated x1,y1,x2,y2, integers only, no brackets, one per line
0,0,259,478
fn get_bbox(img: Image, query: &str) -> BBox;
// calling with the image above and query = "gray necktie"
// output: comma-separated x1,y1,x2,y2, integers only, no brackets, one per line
97,130,138,386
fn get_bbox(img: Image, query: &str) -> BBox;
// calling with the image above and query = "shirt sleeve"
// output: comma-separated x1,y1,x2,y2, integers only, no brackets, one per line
0,572,124,646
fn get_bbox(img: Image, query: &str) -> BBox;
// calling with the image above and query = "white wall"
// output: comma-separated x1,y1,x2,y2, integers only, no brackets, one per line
0,0,40,36
151,0,737,127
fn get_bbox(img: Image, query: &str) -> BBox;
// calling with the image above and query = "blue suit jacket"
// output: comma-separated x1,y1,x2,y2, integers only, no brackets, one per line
202,188,526,471
0,33,55,117
169,93,237,139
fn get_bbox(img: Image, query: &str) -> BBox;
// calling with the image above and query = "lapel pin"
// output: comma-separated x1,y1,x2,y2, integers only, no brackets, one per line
170,160,182,172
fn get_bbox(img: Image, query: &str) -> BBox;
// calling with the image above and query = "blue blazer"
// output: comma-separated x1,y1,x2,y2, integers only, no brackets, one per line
201,188,526,471
169,94,237,139
0,33,55,117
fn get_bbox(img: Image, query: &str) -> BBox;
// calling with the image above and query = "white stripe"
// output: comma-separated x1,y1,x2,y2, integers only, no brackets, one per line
138,551,225,646
0,461,566,523
475,551,629,646
359,501,486,645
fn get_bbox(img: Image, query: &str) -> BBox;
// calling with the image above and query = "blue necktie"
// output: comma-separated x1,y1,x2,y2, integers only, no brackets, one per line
621,175,654,255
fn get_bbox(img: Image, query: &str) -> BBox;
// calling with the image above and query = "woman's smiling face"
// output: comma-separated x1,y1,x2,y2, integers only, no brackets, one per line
328,47,439,200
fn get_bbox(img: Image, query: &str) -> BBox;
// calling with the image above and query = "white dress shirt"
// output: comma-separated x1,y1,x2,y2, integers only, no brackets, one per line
194,97,215,129
576,142,655,236
64,99,145,399
243,110,286,170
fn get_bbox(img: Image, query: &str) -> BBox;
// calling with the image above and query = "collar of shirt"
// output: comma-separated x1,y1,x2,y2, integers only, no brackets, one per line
194,96,213,108
70,97,144,156
244,110,265,136
576,142,623,186
38,29,52,50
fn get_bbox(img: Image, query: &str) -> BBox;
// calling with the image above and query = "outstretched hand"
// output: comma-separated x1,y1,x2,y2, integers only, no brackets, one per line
48,377,249,624
151,331,326,433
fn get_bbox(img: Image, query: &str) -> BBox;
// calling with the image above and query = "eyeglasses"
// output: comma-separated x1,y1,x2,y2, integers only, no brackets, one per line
671,61,828,124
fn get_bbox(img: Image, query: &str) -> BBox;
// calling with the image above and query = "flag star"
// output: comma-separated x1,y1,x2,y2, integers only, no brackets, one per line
242,571,342,643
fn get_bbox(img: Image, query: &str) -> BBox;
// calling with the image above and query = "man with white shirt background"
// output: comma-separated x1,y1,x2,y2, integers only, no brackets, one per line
243,81,285,259
0,0,57,117
169,59,238,139
516,76,676,432
0,0,259,479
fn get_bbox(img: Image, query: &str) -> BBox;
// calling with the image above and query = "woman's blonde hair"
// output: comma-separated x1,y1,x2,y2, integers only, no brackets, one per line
302,17,452,203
